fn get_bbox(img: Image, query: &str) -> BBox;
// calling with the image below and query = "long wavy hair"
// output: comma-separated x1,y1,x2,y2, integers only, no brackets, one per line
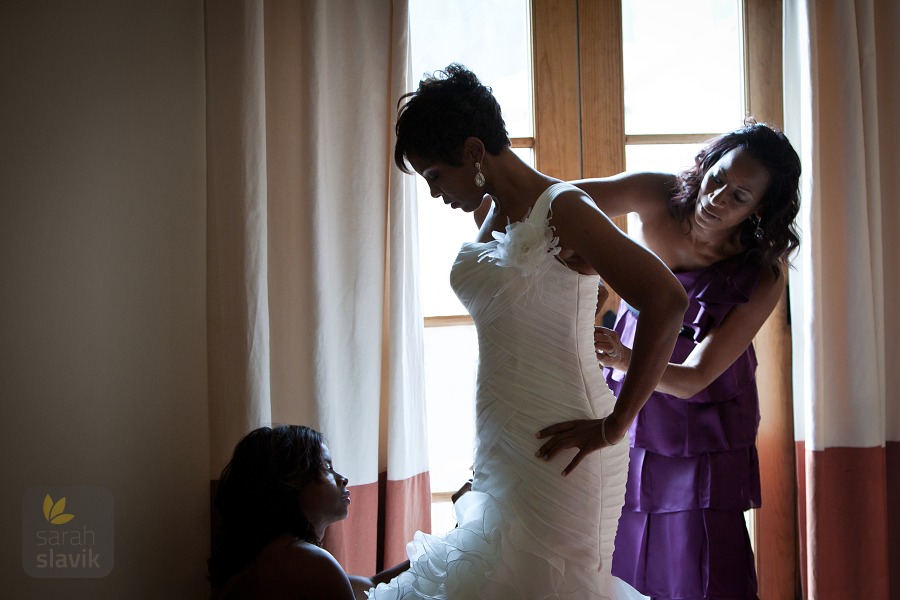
207,425,329,589
394,62,510,172
669,121,802,272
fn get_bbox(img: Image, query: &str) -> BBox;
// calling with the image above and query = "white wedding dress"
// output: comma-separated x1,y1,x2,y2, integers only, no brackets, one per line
368,183,647,599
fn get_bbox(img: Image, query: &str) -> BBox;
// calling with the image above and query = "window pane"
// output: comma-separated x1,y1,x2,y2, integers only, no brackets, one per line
625,143,705,233
410,1,533,316
423,325,478,492
416,175,473,316
625,143,705,174
431,496,458,536
622,0,744,135
410,0,533,137
512,147,534,165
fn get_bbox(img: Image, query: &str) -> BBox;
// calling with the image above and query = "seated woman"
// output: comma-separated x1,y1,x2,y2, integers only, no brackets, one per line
207,425,406,600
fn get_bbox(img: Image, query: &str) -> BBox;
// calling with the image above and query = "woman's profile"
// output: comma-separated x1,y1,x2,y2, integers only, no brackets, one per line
208,425,404,599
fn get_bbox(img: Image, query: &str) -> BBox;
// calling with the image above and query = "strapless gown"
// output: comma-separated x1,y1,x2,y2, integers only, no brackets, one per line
368,183,646,599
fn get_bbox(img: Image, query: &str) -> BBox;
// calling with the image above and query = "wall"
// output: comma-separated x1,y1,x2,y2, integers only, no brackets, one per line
0,1,209,598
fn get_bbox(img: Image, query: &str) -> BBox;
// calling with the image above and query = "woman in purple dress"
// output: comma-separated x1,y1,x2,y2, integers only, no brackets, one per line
539,122,801,600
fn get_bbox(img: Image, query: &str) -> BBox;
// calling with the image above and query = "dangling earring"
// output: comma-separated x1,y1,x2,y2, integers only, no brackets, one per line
751,214,764,240
474,162,486,188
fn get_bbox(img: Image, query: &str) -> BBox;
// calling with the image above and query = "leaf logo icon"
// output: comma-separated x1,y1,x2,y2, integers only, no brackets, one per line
42,494,75,525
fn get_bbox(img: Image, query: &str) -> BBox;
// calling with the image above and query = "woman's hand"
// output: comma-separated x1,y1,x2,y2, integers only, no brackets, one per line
594,326,629,370
351,559,412,595
595,283,610,317
451,479,472,503
348,575,375,598
534,415,627,476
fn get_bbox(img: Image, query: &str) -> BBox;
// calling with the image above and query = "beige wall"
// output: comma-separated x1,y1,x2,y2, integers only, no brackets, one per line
0,1,209,598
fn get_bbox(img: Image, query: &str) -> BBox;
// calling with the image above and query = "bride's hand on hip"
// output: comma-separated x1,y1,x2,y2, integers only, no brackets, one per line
534,417,626,476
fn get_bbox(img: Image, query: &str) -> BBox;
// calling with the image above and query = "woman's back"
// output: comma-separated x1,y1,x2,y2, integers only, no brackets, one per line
211,534,355,600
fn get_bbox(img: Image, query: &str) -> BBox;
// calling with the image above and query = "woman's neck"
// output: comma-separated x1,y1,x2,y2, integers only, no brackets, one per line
485,149,556,221
685,217,745,263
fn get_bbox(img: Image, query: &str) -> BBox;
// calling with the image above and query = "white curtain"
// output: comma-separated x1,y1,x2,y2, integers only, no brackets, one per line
785,0,900,597
205,0,429,574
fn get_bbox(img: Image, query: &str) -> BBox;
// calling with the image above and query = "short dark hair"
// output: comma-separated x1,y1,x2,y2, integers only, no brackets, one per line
394,63,510,173
670,121,802,270
207,425,328,588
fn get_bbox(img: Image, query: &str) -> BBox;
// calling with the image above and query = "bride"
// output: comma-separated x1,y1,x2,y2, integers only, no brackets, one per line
367,64,687,599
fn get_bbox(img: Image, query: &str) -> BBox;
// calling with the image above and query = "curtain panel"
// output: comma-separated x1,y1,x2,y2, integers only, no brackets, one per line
785,0,900,598
205,0,429,575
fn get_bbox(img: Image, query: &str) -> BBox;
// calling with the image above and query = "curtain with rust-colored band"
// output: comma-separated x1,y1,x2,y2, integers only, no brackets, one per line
785,1,900,598
205,0,429,575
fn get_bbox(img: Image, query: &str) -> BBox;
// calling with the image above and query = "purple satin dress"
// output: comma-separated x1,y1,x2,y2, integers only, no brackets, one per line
607,253,762,600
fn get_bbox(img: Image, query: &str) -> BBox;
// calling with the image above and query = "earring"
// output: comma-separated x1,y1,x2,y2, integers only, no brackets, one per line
474,162,486,188
751,214,764,240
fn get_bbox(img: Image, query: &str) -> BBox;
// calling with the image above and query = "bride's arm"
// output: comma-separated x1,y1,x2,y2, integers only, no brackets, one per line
535,190,687,475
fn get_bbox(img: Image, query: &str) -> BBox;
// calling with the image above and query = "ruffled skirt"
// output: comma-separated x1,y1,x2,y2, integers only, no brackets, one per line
367,439,648,600
610,447,760,600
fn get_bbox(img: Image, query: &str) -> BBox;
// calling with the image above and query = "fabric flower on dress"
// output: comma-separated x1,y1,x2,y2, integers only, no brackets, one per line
479,217,561,277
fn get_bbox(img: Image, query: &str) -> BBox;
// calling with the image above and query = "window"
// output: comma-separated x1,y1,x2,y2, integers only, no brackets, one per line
622,0,746,236
622,0,745,173
409,0,534,534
